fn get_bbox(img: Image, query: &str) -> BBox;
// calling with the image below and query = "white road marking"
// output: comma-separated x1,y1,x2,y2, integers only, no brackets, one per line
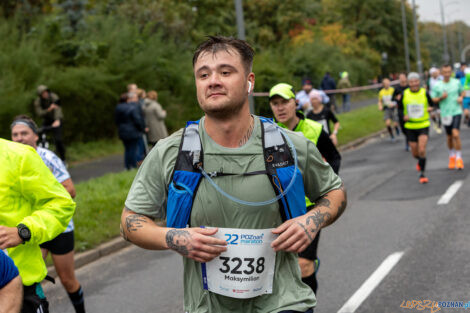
337,251,404,313
437,180,463,205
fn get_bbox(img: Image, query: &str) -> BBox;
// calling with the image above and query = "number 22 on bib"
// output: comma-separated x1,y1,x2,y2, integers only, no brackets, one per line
201,228,277,299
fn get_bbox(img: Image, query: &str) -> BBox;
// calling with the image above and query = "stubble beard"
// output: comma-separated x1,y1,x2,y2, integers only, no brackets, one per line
201,97,246,120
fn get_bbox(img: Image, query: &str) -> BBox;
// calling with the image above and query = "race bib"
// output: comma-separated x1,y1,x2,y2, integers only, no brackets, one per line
407,103,424,119
202,228,277,299
382,95,393,107
442,115,453,126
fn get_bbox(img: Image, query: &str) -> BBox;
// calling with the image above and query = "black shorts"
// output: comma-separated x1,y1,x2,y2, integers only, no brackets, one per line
22,283,49,313
444,114,462,135
406,127,429,142
40,231,74,255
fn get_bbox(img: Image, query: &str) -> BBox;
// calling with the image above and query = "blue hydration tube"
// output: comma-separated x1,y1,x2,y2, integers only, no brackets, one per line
199,125,298,206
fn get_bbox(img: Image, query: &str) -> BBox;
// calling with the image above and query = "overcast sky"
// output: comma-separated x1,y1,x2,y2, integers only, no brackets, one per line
414,0,469,25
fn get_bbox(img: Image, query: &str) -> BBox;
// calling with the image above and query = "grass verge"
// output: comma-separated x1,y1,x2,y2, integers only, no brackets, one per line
73,169,137,252
65,138,123,165
337,104,383,146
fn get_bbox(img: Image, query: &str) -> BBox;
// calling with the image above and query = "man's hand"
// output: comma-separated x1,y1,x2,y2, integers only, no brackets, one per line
165,228,227,263
0,226,23,250
458,96,463,104
404,114,409,122
441,91,448,100
52,119,61,128
47,104,58,112
272,183,347,254
378,104,383,111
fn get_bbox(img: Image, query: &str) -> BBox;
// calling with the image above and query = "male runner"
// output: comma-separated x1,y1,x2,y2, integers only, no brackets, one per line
399,73,435,183
378,78,400,141
393,73,411,150
120,36,347,313
0,138,75,313
269,82,342,294
11,115,86,313
431,64,466,170
460,68,470,127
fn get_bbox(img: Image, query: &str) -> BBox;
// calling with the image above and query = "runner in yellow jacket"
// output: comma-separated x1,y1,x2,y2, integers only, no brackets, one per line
0,138,75,312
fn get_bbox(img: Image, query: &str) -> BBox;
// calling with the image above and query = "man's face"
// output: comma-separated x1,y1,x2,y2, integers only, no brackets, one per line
399,74,407,86
128,84,138,93
383,79,390,89
442,66,452,80
270,96,296,125
194,49,253,118
431,70,440,78
302,83,313,93
409,78,420,92
41,90,49,99
11,124,38,149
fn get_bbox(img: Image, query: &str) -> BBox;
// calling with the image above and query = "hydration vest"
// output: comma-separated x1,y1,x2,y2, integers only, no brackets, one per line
166,117,307,228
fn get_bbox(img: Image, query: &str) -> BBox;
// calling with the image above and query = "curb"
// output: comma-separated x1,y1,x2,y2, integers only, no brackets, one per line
338,128,387,153
47,130,387,277
46,221,166,278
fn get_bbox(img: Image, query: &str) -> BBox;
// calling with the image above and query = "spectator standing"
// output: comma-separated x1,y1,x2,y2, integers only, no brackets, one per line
33,85,66,161
136,89,148,159
115,92,146,169
337,72,352,112
143,91,168,146
320,72,337,112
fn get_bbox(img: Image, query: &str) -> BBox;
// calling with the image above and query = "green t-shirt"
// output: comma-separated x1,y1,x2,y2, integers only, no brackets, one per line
431,78,463,117
125,116,342,313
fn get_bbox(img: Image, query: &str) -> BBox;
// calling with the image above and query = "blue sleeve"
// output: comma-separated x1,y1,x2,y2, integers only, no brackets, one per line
0,251,19,288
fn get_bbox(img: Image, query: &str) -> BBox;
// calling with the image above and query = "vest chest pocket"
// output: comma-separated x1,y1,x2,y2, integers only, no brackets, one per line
166,180,196,228
407,103,424,119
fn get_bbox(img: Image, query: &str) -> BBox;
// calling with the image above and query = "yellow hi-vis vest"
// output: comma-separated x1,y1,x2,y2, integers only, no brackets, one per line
403,88,430,129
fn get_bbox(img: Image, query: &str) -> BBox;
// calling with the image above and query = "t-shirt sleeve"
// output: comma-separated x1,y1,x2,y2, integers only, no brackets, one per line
296,134,343,202
124,133,181,219
329,110,338,123
0,250,19,288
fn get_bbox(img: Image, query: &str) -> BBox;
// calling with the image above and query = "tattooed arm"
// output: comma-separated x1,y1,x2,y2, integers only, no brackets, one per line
271,183,347,253
120,207,227,262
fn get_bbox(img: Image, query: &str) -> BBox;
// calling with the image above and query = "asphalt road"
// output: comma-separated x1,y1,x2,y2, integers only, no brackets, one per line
45,124,470,313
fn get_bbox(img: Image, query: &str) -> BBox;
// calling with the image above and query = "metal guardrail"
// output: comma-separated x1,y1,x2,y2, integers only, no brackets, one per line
252,80,399,97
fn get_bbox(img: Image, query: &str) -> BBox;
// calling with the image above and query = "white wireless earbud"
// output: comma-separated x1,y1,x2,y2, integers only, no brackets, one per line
248,81,252,93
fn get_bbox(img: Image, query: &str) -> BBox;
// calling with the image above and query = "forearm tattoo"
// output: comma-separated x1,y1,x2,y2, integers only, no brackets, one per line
166,229,192,256
125,213,149,232
120,224,130,242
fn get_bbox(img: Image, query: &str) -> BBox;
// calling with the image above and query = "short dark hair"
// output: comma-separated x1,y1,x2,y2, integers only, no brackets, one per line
442,64,452,69
192,36,255,74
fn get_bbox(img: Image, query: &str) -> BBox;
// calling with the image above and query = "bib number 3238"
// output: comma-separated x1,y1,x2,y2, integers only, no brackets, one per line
201,228,277,299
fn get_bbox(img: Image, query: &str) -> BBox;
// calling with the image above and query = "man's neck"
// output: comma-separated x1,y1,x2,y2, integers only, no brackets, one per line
286,116,300,131
204,105,254,148
444,77,451,83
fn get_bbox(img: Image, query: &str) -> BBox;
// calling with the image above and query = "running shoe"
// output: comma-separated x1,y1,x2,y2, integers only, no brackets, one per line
456,158,464,170
419,175,429,184
448,156,456,169
416,163,421,172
